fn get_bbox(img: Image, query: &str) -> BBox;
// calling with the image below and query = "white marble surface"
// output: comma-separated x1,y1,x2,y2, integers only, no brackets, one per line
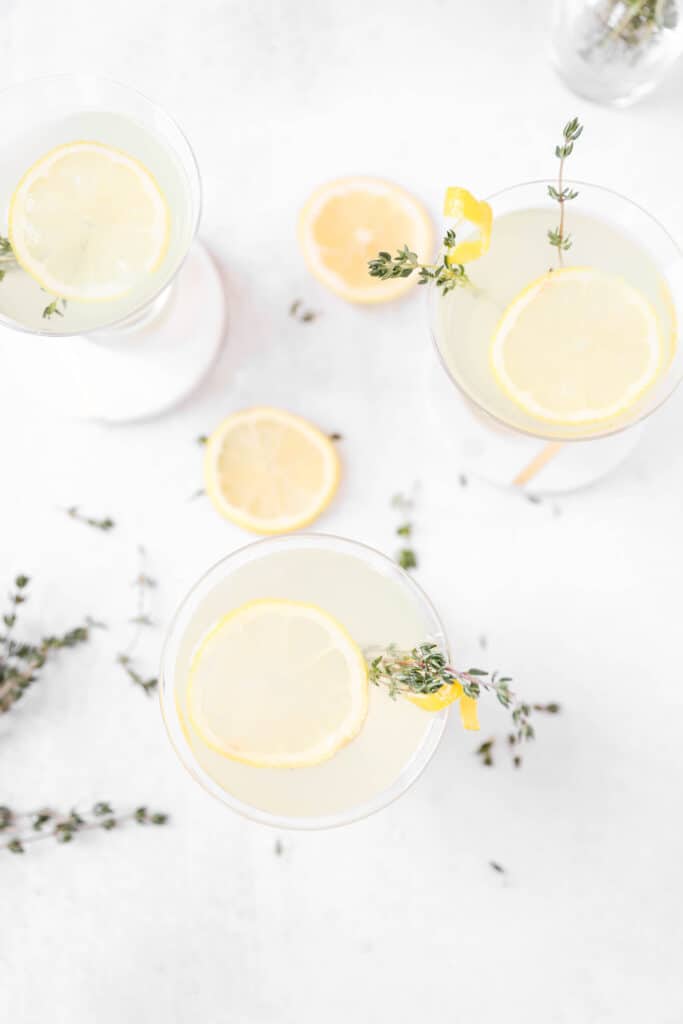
2,1,683,1021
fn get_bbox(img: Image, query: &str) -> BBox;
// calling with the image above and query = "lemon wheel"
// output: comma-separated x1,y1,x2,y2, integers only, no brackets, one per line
298,176,433,304
9,140,170,302
203,407,340,534
491,268,665,425
188,599,369,768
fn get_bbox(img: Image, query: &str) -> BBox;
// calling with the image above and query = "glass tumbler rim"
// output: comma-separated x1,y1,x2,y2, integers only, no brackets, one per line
0,72,202,338
428,177,683,443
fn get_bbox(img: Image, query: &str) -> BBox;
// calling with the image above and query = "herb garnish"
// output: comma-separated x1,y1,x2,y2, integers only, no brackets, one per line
42,297,67,320
0,802,168,854
369,230,469,296
0,236,13,282
289,299,319,322
0,575,91,714
368,642,560,767
600,0,678,47
391,490,419,571
547,118,583,264
0,236,66,318
66,505,116,532
116,546,158,695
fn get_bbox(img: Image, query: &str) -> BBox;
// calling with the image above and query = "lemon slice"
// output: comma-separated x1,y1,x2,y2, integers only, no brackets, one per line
491,268,664,424
9,141,170,301
204,407,340,534
298,176,433,304
443,187,492,264
188,599,369,768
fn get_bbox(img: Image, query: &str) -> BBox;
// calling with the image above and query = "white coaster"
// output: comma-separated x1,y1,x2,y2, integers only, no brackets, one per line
428,361,643,494
0,241,225,423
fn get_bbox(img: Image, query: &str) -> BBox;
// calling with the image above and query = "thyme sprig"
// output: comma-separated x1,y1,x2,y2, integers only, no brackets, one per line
289,299,319,322
116,546,158,695
547,118,583,264
0,236,12,282
391,489,419,571
369,230,469,296
368,642,560,767
0,802,168,854
603,0,678,46
42,298,67,320
0,575,91,714
0,235,66,319
66,505,116,532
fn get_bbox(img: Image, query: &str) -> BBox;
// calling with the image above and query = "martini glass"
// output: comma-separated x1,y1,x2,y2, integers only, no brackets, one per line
428,180,683,492
160,534,448,830
0,75,225,422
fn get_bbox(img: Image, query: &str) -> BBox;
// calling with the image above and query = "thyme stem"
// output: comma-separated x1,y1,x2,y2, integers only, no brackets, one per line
367,642,560,767
369,230,469,296
547,118,583,263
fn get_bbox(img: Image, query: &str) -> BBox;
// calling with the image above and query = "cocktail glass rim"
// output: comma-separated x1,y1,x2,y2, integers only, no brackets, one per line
0,72,202,338
428,177,683,442
159,532,450,831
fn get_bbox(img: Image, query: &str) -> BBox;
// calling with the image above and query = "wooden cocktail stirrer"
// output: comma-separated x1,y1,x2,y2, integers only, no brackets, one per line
512,441,564,488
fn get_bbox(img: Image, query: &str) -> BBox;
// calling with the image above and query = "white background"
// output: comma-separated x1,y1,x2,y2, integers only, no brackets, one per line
2,1,683,1022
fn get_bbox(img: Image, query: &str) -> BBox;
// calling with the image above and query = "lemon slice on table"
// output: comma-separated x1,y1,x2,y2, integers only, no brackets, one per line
203,407,340,534
490,268,664,425
298,176,433,303
8,141,170,301
188,599,369,768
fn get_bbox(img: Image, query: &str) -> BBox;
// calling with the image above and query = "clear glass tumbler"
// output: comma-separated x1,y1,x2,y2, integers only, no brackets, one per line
160,533,449,830
0,75,225,422
551,0,683,106
428,179,683,492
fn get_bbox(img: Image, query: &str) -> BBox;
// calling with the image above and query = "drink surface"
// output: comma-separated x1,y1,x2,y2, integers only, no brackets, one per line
168,545,445,821
0,111,193,334
434,206,677,439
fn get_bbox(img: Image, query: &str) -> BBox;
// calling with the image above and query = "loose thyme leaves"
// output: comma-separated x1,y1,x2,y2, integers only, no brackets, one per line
369,232,469,296
391,489,418,571
547,118,583,264
0,803,169,854
66,505,116,531
368,642,560,767
0,575,91,714
397,549,417,571
116,546,158,695
289,299,319,323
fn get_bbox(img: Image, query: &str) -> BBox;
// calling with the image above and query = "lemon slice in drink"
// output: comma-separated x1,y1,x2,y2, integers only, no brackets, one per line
188,599,369,768
490,268,664,425
9,141,170,301
204,407,340,534
298,176,433,303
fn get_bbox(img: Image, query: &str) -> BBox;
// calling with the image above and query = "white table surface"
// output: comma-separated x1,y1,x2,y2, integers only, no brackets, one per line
2,2,683,1022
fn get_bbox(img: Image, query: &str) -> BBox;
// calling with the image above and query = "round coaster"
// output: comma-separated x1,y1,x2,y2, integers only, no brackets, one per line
428,361,643,494
0,240,226,423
